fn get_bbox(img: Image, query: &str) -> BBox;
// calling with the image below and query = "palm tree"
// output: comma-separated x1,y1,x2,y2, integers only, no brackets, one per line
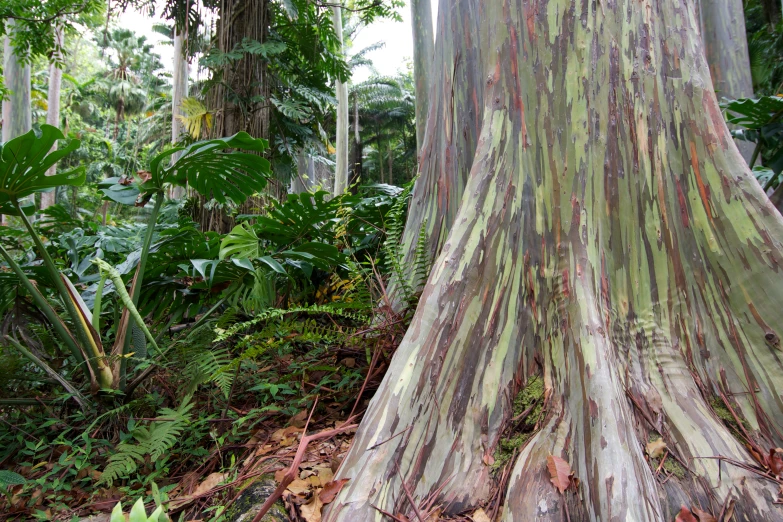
349,74,416,185
96,28,161,139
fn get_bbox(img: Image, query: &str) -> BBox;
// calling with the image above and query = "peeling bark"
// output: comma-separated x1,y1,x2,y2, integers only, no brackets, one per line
325,0,783,520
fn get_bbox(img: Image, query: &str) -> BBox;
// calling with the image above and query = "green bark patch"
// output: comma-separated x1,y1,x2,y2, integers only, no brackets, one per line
492,375,545,472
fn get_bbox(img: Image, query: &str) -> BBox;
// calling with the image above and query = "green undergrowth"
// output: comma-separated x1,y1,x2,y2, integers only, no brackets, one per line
0,305,394,519
492,375,545,472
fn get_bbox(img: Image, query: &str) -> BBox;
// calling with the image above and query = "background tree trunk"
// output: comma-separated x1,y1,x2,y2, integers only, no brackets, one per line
332,3,349,197
410,0,434,158
349,92,362,186
325,0,783,520
700,0,757,164
199,0,270,233
41,27,64,210
170,28,189,200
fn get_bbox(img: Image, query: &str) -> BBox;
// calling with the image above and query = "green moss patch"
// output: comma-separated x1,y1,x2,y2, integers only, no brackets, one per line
491,375,545,472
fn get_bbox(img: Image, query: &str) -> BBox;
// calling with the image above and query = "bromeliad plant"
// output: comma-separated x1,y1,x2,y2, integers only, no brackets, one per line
0,125,270,404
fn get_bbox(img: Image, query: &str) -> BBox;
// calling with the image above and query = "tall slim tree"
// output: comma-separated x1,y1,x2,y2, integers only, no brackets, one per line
410,0,433,157
41,26,64,210
170,26,189,199
325,0,783,520
701,0,757,163
332,3,349,196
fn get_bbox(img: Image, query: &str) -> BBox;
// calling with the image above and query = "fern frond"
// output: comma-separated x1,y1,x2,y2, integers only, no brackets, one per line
98,396,194,486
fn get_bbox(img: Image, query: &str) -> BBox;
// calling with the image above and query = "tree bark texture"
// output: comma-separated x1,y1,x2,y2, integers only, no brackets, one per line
325,0,783,520
392,0,483,299
42,27,64,210
410,0,434,157
201,0,270,233
170,28,189,200
332,3,350,197
700,0,756,164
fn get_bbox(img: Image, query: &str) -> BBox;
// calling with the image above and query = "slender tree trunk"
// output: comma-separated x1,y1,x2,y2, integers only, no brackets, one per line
700,0,757,164
325,0,783,520
349,92,362,186
410,0,434,158
332,3,350,197
377,134,384,184
42,27,65,210
170,28,189,199
387,139,393,184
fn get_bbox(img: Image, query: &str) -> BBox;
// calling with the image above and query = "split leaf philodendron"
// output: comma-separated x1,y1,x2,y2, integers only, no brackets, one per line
0,125,270,404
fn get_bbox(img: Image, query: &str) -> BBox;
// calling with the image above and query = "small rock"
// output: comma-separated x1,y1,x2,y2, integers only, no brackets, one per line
225,476,289,522
77,515,110,522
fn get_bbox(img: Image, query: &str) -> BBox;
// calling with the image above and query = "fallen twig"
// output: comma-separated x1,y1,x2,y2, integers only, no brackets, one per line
250,398,359,522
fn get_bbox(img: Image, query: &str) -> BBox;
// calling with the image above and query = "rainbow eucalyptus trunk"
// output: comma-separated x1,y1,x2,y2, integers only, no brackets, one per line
700,0,756,164
325,0,783,520
410,0,434,157
41,27,64,210
390,0,483,301
332,3,349,197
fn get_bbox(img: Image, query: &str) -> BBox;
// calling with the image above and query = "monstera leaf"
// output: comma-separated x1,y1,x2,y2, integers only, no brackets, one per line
0,125,85,215
146,132,270,204
721,96,783,129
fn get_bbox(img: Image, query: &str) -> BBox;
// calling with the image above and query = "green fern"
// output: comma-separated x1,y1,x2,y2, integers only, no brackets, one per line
214,303,369,342
382,179,430,308
99,396,194,486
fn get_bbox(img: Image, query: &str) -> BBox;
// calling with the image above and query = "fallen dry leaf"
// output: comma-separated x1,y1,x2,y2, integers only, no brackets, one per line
191,472,227,497
317,465,334,485
646,438,667,459
675,506,698,522
471,507,492,522
691,506,717,522
300,490,324,522
482,454,495,466
767,448,783,476
546,455,572,494
319,478,350,504
287,478,312,495
290,410,309,428
275,468,288,482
